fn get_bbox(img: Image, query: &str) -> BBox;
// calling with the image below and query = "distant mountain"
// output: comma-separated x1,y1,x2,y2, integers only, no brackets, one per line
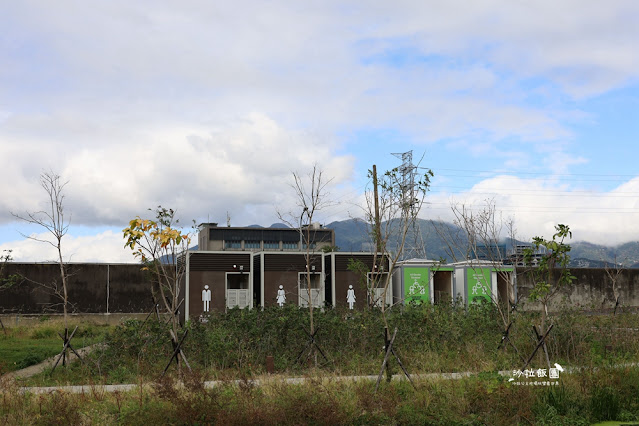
324,218,639,268
326,218,371,252
570,258,613,268
570,241,639,268
327,218,463,260
569,242,613,264
269,223,289,228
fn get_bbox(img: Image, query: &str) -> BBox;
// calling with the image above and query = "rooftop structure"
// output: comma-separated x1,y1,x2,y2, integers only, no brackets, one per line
197,223,335,252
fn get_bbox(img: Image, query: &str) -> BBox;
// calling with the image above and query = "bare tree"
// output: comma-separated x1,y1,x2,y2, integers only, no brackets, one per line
277,164,334,352
12,171,79,367
433,199,518,315
431,199,524,363
13,172,71,327
600,251,625,314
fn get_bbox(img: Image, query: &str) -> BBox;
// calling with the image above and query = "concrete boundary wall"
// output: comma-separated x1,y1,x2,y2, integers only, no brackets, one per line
515,267,639,310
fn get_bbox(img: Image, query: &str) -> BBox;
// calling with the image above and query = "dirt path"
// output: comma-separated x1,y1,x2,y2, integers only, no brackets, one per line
14,372,478,395
2,343,104,381
6,354,637,396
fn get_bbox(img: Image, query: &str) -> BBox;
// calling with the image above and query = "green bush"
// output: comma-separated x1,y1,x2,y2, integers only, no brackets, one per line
29,327,57,339
15,351,46,369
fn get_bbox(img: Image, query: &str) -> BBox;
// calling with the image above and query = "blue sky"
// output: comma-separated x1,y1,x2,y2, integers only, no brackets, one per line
1,1,638,262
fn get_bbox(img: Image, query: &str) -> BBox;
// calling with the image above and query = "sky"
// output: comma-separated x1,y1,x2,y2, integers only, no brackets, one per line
1,1,638,263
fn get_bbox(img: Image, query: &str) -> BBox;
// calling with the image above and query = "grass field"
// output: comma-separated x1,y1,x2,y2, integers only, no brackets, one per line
0,318,112,373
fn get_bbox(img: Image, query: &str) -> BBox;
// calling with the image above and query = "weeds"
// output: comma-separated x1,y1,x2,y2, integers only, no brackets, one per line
3,367,639,423
10,303,639,389
5,300,637,426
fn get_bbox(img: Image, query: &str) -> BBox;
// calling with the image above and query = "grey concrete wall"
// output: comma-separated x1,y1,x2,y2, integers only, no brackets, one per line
3,262,639,314
0,263,154,314
515,267,639,310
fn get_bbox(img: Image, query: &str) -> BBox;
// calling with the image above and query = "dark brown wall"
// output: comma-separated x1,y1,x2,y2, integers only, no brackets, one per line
334,270,368,309
189,252,252,272
263,253,322,272
105,265,156,312
264,271,299,307
188,271,227,316
331,254,388,308
262,253,323,307
13,260,635,316
0,263,153,314
187,252,252,316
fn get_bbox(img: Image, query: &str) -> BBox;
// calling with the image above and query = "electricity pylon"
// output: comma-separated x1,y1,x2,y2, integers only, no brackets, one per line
391,150,426,260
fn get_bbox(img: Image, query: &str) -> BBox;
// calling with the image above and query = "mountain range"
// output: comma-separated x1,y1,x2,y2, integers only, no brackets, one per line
324,218,639,268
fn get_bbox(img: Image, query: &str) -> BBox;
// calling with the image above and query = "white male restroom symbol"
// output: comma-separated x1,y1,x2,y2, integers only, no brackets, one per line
347,285,356,309
202,285,211,312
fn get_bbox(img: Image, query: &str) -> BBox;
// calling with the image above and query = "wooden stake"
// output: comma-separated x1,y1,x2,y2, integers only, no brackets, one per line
51,325,80,373
520,324,554,373
375,327,415,392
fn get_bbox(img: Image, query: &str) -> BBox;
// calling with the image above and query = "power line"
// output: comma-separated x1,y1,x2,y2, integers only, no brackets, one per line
431,189,639,198
433,185,639,195
424,202,639,214
436,168,638,178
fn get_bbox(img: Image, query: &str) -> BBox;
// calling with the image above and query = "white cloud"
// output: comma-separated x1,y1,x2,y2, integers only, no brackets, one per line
0,112,356,229
360,0,639,97
0,230,136,263
4,0,637,144
427,175,639,246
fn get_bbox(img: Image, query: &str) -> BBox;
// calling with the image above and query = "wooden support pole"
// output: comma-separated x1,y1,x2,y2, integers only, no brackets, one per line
521,324,554,372
372,165,382,254
51,325,79,372
163,329,191,375
375,327,398,392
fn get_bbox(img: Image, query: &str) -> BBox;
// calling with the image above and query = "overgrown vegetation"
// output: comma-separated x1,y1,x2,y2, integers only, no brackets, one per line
2,304,638,423
2,364,639,424
10,303,639,389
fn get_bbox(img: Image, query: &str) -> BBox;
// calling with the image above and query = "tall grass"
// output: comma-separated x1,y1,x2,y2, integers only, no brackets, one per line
3,366,638,424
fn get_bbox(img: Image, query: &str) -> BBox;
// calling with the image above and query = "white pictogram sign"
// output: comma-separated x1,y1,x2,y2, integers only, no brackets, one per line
347,285,356,309
276,285,286,307
409,280,426,295
202,285,211,312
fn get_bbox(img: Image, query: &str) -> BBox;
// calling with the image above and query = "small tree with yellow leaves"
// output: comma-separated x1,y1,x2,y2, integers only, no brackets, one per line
123,206,192,337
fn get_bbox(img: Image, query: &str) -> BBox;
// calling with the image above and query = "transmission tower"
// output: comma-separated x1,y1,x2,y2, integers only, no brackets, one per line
391,150,426,259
